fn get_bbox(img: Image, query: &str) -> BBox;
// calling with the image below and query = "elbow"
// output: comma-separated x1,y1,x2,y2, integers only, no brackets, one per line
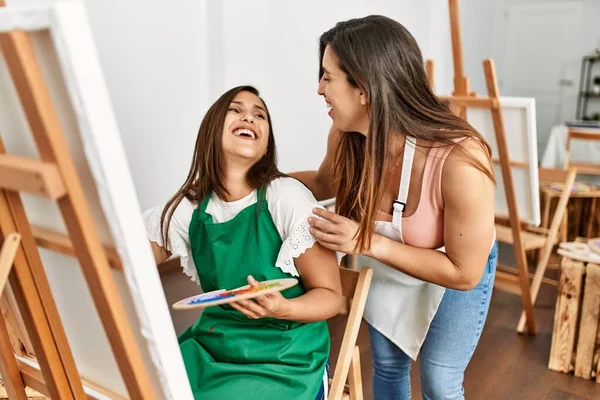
446,257,485,291
325,291,343,319
453,272,482,291
449,261,483,290
310,287,343,320
454,280,477,291
323,291,342,319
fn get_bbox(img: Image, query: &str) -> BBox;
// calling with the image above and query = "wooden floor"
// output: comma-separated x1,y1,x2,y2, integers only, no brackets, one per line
328,259,600,399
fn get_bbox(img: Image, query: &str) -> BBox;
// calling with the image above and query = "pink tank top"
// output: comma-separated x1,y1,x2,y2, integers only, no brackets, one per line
376,143,457,249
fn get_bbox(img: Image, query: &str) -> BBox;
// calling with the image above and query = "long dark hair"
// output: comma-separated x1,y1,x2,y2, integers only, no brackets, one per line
319,15,495,251
160,85,283,247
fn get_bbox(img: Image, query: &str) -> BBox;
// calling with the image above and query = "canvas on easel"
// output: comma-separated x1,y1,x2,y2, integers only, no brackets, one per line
0,1,193,398
467,97,540,226
427,0,583,336
425,0,551,334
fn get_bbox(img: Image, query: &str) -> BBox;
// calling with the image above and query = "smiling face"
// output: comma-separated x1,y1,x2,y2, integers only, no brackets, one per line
317,45,370,134
221,91,270,165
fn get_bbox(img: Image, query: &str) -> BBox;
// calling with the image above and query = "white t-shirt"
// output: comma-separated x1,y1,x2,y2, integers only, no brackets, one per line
144,177,323,285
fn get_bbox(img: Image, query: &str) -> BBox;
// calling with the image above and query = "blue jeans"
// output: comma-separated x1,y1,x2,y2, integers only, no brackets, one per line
368,242,498,400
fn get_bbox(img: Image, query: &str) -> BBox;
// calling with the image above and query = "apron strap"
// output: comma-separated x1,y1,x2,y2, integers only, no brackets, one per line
392,136,416,225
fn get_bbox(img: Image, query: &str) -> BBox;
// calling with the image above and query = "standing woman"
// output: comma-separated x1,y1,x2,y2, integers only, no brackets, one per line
292,15,497,400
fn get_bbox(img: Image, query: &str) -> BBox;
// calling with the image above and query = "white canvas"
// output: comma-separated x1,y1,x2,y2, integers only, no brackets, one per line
466,96,540,226
0,1,192,398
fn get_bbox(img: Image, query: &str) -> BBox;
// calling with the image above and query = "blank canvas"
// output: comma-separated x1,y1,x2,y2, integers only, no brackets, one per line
466,96,541,226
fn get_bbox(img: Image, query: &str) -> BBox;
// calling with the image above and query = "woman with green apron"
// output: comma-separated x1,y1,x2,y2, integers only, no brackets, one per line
145,86,341,399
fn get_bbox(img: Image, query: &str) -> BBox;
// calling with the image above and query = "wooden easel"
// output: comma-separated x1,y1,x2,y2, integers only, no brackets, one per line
0,233,28,400
426,0,537,334
0,1,157,398
565,128,600,175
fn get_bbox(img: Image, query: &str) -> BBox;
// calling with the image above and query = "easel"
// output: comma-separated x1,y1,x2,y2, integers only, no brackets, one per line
565,128,600,175
426,0,537,334
0,234,27,399
0,1,158,398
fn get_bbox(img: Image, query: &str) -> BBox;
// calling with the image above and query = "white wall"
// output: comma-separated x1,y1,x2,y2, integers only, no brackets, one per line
461,0,497,95
83,0,211,210
582,0,600,55
427,0,453,96
460,0,600,158
8,0,452,208
462,0,600,100
7,0,211,211
208,0,451,174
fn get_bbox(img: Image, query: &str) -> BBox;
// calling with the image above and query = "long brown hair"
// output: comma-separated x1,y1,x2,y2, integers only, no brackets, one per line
319,15,495,251
160,85,283,247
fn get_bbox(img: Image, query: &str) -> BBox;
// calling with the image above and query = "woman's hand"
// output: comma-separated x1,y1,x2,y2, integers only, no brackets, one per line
229,276,288,319
308,208,361,254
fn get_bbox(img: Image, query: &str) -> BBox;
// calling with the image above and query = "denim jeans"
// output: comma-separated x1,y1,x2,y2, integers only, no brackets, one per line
368,242,498,400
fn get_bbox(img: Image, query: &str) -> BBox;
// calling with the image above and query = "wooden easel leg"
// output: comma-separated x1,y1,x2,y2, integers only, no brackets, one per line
0,314,28,400
426,59,435,91
0,234,20,294
541,194,551,230
0,294,28,356
0,192,79,399
0,239,29,358
448,0,469,96
587,198,596,237
348,346,363,400
0,233,28,400
483,59,536,334
0,312,28,400
516,170,577,333
536,193,553,265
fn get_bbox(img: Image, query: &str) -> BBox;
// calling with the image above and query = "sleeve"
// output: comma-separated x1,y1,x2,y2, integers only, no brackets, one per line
143,197,199,283
266,177,325,277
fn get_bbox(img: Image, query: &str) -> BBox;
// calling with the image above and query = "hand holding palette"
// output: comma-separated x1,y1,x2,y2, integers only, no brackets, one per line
172,278,298,310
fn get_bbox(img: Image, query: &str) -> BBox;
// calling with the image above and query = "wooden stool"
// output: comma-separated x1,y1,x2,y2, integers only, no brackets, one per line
538,182,600,244
549,243,600,381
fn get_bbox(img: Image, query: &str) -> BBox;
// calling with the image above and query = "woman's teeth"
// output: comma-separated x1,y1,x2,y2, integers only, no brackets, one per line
233,128,256,139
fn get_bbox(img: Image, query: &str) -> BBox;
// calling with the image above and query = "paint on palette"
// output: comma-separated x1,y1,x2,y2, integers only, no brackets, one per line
185,282,284,305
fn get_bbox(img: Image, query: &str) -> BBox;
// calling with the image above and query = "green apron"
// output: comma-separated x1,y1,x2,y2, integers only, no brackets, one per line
178,187,329,399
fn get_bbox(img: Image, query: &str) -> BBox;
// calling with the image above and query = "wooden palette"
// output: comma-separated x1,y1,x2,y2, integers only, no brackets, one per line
172,278,298,310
